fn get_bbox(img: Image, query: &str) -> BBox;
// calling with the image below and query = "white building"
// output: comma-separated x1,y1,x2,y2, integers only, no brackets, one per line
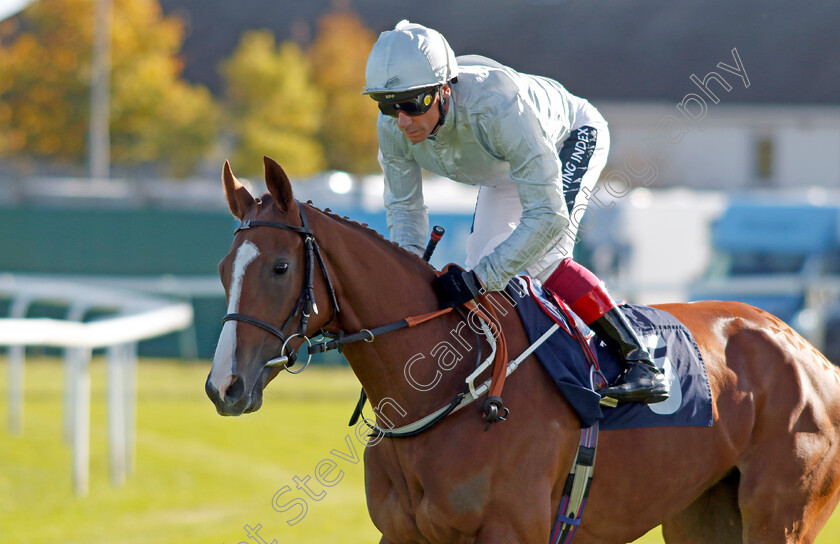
599,102,840,191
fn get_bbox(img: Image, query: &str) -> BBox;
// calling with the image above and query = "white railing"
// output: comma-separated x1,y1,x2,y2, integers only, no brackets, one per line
0,274,194,496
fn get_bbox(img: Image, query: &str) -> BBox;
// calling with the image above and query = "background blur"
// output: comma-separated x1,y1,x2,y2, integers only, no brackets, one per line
2,1,840,543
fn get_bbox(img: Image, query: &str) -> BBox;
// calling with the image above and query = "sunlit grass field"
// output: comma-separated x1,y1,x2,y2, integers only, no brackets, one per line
2,357,839,544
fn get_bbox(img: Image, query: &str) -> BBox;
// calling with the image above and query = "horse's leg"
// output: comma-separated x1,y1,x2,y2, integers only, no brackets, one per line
726,323,840,544
473,520,548,544
737,432,840,544
473,527,526,544
661,469,742,544
656,303,840,544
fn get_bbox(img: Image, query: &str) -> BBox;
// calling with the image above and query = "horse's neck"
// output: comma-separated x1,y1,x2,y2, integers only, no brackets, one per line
311,208,432,307
311,209,469,415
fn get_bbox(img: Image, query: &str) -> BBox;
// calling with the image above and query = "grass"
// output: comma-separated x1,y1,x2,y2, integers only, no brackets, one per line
1,357,839,544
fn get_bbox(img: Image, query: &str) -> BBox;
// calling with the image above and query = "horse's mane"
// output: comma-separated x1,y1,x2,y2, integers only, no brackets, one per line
306,201,436,272
259,193,436,273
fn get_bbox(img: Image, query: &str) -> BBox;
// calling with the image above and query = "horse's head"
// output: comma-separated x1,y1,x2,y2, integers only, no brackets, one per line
206,157,336,416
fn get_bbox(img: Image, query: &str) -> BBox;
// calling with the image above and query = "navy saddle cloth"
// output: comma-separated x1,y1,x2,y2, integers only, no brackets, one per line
505,276,713,430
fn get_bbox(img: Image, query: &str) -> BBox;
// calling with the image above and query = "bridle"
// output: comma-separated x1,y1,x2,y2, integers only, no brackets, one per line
221,201,451,374
221,201,340,374
221,200,453,375
220,200,511,435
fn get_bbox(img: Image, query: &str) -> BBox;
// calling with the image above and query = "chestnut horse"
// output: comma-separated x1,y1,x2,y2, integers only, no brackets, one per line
206,157,840,544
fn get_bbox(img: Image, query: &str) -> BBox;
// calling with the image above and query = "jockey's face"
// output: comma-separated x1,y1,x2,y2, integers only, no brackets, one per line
397,84,450,144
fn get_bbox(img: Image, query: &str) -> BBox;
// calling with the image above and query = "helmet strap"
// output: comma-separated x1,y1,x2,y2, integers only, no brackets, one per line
430,86,448,135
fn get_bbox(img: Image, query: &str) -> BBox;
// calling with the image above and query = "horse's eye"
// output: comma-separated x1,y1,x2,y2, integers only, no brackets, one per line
273,262,289,275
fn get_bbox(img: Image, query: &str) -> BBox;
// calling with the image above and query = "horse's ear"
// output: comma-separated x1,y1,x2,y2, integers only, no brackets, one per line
222,160,255,220
263,156,295,213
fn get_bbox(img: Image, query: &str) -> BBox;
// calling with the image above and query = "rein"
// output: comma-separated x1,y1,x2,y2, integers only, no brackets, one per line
308,306,454,357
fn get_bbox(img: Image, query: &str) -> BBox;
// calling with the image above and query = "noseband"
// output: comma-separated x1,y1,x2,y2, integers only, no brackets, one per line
221,201,340,373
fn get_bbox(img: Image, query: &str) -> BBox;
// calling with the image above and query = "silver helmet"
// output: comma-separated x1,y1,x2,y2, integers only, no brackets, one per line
362,20,459,99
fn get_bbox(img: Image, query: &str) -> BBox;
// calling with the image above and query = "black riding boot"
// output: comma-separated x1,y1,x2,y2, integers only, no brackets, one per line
589,307,670,404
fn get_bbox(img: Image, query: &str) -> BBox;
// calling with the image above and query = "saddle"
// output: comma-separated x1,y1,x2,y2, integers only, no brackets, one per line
507,275,713,430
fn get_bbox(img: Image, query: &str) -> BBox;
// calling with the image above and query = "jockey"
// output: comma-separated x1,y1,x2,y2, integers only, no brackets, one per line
363,21,668,405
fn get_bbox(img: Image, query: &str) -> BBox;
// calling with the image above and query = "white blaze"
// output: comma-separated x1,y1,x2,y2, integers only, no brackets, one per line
209,241,260,392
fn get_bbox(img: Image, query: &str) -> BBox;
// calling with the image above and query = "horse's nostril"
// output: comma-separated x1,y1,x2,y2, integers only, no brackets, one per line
224,374,245,405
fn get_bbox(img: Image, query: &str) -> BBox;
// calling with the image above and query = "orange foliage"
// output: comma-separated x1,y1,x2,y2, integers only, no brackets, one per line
0,0,218,176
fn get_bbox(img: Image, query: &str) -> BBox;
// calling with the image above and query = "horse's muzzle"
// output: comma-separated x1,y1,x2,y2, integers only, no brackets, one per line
205,372,252,416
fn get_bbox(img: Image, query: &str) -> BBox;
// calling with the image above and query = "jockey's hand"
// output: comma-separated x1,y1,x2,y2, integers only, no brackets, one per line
433,267,484,308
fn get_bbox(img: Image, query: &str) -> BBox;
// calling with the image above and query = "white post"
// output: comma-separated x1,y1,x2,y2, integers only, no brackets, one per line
63,303,89,443
8,345,24,435
63,349,79,443
124,343,138,474
8,297,32,434
106,344,126,486
72,348,92,497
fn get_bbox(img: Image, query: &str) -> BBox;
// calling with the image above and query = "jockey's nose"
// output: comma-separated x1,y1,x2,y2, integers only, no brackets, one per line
397,111,412,128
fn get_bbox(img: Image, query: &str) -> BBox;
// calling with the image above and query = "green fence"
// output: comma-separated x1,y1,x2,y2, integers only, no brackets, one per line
1,204,235,359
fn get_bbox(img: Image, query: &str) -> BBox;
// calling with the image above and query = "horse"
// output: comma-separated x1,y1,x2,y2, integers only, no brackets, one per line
206,157,840,544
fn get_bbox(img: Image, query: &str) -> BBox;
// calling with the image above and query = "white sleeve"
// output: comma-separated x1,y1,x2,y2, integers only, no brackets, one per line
378,122,428,257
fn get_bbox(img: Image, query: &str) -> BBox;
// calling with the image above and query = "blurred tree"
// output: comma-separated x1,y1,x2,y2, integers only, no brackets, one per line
221,30,325,178
0,0,218,177
309,10,379,174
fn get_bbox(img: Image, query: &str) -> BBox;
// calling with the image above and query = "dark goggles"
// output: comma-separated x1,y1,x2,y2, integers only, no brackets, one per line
375,87,438,118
